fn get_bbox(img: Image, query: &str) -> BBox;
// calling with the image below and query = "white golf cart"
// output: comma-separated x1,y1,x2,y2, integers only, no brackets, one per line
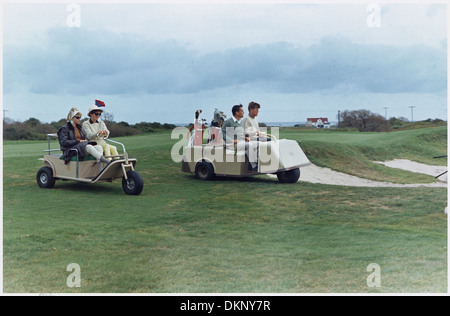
36,134,144,195
181,109,311,183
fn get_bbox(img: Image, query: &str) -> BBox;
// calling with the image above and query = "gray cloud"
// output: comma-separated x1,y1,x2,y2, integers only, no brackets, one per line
4,28,446,96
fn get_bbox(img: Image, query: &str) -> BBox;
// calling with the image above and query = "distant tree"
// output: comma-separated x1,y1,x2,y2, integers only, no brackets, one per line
4,117,15,124
25,117,41,128
51,119,68,130
339,109,391,132
163,123,176,129
107,121,140,137
117,121,130,127
102,111,115,123
389,117,408,129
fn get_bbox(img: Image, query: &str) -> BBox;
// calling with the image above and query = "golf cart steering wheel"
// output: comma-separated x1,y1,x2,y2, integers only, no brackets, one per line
97,131,110,140
265,133,277,141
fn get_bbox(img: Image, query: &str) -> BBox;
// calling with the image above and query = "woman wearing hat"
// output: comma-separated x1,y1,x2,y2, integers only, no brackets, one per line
58,107,109,165
82,105,119,160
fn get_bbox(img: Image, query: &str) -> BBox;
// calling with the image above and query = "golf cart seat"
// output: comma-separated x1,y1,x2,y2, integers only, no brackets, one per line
59,154,97,162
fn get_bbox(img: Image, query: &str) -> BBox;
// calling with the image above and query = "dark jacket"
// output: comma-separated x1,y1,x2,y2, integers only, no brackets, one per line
57,122,88,164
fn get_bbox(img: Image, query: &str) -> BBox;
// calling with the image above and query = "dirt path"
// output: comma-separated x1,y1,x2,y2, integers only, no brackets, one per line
297,159,447,188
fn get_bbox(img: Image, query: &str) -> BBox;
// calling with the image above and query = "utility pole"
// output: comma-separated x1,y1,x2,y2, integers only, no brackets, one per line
382,107,388,119
408,106,416,122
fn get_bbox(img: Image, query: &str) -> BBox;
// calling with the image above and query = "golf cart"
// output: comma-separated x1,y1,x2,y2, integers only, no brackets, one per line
181,109,311,183
36,134,144,195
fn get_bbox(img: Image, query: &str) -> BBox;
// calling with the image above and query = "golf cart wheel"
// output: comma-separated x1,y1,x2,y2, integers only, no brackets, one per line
277,168,300,184
122,171,144,195
37,166,56,189
195,160,215,180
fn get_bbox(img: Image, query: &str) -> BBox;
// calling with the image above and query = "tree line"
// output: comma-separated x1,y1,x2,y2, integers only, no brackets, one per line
3,117,177,141
338,109,445,132
3,109,446,140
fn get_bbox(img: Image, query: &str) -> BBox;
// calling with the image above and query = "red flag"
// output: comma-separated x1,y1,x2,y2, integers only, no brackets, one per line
95,100,106,107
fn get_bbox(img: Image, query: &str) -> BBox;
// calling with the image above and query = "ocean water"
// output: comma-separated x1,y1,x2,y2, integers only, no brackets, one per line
177,122,306,127
176,121,338,127
265,122,305,127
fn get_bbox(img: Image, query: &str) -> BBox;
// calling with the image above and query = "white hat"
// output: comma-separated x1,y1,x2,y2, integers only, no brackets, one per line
87,105,104,116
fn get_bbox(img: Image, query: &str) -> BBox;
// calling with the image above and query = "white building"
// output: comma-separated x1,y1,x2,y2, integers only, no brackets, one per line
307,118,330,128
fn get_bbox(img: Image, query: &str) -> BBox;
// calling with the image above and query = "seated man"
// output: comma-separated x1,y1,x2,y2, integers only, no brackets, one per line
243,101,271,141
221,104,247,144
221,104,258,171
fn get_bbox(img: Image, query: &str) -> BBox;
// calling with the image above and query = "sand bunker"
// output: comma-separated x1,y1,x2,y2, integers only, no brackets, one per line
296,159,447,188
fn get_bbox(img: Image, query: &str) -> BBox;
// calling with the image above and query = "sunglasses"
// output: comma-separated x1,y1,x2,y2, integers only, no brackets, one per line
93,112,102,116
74,116,82,120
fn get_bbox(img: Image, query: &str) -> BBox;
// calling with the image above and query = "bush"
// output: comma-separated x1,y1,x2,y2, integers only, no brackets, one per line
3,117,177,140
338,109,391,132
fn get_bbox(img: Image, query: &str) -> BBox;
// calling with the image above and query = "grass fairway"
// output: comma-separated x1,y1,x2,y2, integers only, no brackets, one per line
2,127,447,293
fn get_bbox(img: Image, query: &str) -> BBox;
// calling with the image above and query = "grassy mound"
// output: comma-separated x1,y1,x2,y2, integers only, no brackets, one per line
281,126,447,184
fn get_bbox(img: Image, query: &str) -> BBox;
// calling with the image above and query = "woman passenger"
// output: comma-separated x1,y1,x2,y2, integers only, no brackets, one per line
82,105,119,160
58,107,110,166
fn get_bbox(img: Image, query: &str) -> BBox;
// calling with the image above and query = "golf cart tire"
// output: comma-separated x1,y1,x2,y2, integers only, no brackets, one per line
195,160,215,180
37,166,56,189
122,170,144,195
277,168,300,184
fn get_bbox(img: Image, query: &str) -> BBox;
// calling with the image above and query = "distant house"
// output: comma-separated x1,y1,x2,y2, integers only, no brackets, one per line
307,118,330,128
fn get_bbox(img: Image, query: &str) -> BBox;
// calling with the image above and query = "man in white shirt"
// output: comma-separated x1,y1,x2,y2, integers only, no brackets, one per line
243,101,271,142
221,104,259,171
243,102,270,172
243,101,260,140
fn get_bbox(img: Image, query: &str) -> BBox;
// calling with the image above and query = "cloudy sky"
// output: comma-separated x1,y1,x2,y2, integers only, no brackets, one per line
2,1,448,124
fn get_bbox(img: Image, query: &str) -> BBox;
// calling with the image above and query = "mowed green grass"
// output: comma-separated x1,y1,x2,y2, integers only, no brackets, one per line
2,128,447,293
